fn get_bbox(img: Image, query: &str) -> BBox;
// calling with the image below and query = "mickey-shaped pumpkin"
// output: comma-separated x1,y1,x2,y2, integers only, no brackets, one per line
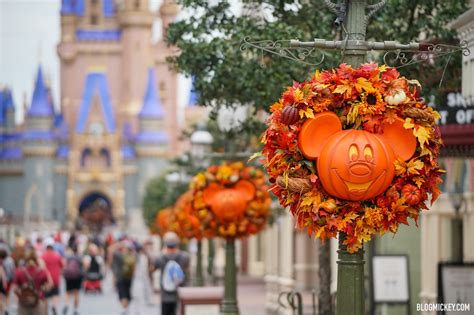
298,112,417,201
202,180,256,220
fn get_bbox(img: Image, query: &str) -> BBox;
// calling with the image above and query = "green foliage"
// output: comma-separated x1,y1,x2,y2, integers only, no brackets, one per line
142,175,189,228
167,0,468,113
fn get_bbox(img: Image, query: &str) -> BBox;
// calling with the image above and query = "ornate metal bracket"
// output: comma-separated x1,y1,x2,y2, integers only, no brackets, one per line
383,41,470,69
240,37,325,67
277,290,317,315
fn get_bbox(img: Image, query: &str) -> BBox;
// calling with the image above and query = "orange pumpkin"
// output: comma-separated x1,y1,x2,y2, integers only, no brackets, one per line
401,184,421,205
202,180,256,220
298,112,417,201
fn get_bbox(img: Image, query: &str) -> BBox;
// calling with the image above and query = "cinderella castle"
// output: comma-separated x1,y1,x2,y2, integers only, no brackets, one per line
0,0,199,229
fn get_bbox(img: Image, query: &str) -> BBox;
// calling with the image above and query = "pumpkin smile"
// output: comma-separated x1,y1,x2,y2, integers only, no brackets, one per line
344,180,373,192
333,169,387,199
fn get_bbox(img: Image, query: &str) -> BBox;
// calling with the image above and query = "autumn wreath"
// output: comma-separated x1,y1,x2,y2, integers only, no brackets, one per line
262,63,443,252
154,207,176,236
173,191,204,240
191,161,271,238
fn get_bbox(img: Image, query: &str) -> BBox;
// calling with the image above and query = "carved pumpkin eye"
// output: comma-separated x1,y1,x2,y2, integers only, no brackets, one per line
349,144,359,161
364,145,373,162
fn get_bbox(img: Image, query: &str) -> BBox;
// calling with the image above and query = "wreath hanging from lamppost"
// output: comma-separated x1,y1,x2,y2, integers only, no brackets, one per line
262,62,443,252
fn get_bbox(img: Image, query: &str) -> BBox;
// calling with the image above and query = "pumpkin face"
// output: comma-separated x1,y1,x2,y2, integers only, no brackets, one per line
318,130,395,200
298,112,417,201
202,180,256,220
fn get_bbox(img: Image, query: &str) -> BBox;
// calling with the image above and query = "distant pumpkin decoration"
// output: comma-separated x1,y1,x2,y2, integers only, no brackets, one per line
154,208,175,236
191,162,271,239
173,191,204,240
262,63,443,252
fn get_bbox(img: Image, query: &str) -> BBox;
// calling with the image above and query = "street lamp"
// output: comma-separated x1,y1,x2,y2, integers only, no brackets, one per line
449,187,465,262
190,123,214,287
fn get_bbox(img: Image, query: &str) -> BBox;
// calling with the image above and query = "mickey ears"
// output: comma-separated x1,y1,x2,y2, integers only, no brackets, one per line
298,112,417,161
298,112,342,159
378,118,416,161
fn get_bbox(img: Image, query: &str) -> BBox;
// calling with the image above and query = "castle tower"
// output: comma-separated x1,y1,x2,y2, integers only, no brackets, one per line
118,0,153,125
135,68,169,200
23,66,57,223
0,88,15,134
156,0,180,153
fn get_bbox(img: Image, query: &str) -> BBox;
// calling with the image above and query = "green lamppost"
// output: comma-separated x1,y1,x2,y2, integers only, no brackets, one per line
220,239,239,315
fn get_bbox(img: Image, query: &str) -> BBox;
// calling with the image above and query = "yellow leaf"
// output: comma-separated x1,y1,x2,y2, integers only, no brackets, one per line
378,64,388,72
293,88,303,102
413,126,430,149
407,159,424,175
299,107,315,119
403,118,415,129
333,84,351,96
394,159,407,176
355,77,376,93
413,176,425,188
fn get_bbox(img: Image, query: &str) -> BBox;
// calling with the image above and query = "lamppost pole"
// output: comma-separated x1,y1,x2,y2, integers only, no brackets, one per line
336,2,367,315
220,238,239,315
193,239,204,286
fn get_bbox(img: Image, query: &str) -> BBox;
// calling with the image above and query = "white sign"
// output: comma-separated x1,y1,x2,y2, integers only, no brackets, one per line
440,264,474,315
372,255,409,303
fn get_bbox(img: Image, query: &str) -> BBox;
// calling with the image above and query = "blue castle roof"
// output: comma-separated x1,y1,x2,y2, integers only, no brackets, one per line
76,72,116,133
139,68,165,119
0,89,14,124
27,66,54,118
61,0,116,17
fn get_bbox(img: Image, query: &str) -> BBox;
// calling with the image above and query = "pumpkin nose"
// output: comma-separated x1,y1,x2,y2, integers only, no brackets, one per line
350,164,371,176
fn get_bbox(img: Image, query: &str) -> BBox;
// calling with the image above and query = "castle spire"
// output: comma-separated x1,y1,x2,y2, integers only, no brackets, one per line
139,68,164,119
27,66,54,117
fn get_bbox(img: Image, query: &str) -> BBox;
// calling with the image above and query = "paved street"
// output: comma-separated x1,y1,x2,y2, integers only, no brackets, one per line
6,273,266,315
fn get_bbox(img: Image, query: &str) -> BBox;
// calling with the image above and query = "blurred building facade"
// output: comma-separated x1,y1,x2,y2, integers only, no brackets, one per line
0,0,190,229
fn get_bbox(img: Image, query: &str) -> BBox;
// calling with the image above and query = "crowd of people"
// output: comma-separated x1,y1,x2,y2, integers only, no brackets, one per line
0,230,190,315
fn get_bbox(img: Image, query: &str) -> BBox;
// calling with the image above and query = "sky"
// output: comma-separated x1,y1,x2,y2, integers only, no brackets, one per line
0,0,192,122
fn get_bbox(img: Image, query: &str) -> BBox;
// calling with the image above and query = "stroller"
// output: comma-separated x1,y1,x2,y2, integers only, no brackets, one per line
83,254,103,293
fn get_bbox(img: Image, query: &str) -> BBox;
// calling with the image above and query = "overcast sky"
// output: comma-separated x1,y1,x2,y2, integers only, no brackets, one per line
0,0,192,122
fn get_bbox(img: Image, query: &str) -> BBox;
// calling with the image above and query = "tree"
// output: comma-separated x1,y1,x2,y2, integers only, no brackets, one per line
142,175,188,229
167,0,468,114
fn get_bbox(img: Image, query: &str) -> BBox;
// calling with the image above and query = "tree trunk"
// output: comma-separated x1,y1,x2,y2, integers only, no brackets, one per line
318,240,332,315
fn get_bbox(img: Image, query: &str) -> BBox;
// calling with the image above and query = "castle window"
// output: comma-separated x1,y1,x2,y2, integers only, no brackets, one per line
91,0,98,6
81,148,92,168
134,0,140,9
100,148,111,168
91,14,98,25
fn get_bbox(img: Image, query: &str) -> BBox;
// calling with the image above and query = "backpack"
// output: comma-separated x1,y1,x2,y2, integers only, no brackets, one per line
18,268,39,308
63,257,82,280
161,258,185,293
121,253,136,280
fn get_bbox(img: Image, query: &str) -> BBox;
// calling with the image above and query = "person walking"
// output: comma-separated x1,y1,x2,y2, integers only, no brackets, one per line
153,232,190,315
0,248,15,315
0,250,9,315
111,242,136,315
12,251,52,315
62,246,83,315
82,244,104,293
41,244,64,315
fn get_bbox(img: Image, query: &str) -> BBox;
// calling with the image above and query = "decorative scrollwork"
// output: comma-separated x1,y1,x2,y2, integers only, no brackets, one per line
277,290,318,315
240,37,325,67
383,41,470,69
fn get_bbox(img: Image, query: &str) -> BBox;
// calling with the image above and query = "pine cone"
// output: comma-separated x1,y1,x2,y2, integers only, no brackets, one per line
276,176,312,194
404,107,435,124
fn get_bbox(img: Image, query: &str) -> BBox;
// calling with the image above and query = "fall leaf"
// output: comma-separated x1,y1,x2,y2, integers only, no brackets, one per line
355,77,376,93
403,118,415,129
299,107,315,119
407,159,424,175
413,126,430,149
